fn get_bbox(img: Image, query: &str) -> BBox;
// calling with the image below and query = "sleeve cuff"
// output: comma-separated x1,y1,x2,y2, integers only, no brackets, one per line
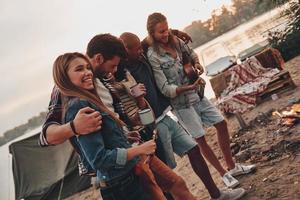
39,122,61,147
116,148,128,166
169,85,178,98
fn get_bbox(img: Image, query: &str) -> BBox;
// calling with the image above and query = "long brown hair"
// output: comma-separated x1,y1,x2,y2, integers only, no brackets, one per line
146,12,176,52
53,52,125,126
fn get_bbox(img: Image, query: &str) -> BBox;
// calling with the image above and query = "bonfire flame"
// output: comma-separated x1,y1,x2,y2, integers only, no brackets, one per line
272,104,300,127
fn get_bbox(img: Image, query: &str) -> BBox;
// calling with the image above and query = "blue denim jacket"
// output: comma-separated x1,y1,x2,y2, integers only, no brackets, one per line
64,98,138,182
147,37,200,109
39,86,96,176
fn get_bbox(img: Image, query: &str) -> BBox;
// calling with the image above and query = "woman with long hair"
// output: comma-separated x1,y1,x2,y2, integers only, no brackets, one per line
53,52,155,200
52,52,196,200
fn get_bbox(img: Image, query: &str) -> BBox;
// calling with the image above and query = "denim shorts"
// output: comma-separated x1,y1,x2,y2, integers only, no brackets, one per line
156,115,197,169
173,96,224,139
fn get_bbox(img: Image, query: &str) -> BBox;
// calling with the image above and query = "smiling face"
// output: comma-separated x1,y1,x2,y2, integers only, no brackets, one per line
96,55,121,77
67,57,94,90
126,39,143,60
153,20,169,44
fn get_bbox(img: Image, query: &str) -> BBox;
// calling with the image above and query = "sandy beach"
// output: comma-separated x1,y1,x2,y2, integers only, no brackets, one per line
66,55,300,200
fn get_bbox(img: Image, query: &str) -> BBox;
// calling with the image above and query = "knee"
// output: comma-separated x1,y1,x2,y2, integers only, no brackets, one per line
215,120,227,128
221,120,227,127
214,120,227,132
187,145,199,156
172,175,186,189
196,137,208,146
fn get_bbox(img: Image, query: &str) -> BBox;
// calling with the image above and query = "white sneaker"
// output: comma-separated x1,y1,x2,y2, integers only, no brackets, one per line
228,163,256,177
222,172,239,188
211,188,246,200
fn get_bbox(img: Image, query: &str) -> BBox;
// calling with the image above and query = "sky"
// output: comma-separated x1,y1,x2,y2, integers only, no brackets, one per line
0,0,232,135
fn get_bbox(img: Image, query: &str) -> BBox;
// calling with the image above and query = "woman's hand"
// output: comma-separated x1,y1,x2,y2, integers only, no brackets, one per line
127,139,156,161
138,139,156,155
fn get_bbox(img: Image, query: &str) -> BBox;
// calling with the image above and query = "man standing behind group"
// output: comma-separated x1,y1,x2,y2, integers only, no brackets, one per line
119,32,246,200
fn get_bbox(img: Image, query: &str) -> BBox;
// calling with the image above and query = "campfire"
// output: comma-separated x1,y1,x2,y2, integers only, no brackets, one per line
272,104,300,126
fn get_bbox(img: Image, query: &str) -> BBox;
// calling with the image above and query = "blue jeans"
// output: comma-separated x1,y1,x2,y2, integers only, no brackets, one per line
100,172,151,200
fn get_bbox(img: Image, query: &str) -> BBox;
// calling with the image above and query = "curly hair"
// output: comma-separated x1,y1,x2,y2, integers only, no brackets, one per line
86,33,127,61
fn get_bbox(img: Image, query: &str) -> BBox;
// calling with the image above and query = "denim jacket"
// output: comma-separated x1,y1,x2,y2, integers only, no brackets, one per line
64,98,138,182
147,37,200,109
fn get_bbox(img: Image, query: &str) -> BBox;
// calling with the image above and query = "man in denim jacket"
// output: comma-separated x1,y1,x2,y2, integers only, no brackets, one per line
146,12,255,191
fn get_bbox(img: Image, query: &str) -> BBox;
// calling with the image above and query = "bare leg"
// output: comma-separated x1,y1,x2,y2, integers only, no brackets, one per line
187,146,221,198
214,120,235,170
196,136,227,176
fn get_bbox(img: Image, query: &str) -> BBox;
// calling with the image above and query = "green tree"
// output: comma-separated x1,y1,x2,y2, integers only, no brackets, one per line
184,0,285,49
268,1,300,60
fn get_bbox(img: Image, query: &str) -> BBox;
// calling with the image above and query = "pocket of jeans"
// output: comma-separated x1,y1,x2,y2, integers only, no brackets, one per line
101,189,117,200
119,176,141,199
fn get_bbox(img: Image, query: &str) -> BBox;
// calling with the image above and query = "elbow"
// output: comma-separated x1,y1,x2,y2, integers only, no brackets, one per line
162,85,177,98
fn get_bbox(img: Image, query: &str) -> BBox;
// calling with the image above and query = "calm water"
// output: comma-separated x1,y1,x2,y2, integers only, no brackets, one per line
0,6,288,200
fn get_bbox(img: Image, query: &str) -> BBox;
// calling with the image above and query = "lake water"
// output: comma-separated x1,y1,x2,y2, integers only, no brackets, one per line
195,6,288,99
0,6,289,200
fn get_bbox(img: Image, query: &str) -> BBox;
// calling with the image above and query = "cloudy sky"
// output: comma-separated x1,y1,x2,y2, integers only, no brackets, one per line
0,0,231,135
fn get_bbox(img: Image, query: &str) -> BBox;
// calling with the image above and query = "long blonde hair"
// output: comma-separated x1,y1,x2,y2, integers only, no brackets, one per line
146,12,176,51
52,52,125,126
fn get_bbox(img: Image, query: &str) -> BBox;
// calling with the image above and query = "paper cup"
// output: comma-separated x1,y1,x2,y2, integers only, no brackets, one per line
138,109,154,125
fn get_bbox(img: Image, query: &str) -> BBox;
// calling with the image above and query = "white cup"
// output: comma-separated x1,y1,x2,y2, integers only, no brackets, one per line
271,94,279,101
138,109,155,125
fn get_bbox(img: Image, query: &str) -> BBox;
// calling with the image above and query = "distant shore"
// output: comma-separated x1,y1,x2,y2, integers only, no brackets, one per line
0,112,46,146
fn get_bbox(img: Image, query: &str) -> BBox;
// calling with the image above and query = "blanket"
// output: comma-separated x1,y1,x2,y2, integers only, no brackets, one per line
217,57,279,113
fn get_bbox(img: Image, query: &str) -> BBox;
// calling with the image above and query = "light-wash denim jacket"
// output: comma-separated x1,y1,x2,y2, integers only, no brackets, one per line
64,98,138,182
147,37,200,109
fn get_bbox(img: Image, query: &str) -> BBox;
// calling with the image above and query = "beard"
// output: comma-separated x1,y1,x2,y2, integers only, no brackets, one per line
93,64,104,78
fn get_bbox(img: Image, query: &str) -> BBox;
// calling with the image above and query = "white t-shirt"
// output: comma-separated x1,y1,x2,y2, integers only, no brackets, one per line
95,78,119,118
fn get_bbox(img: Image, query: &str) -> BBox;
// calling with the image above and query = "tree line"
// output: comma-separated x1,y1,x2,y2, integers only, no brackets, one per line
0,112,46,146
184,0,286,49
268,0,300,61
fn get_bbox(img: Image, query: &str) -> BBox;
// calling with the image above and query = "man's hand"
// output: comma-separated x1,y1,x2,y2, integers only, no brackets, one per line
194,63,204,75
130,83,147,98
73,107,102,135
189,76,204,90
173,29,192,44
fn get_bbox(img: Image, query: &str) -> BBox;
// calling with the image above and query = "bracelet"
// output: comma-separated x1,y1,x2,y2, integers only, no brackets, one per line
70,120,79,135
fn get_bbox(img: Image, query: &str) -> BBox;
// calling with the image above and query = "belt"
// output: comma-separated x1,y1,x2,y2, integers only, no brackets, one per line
99,170,135,189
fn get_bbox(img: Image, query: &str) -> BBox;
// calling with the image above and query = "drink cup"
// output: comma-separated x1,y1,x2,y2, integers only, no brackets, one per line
271,94,279,101
138,109,155,125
